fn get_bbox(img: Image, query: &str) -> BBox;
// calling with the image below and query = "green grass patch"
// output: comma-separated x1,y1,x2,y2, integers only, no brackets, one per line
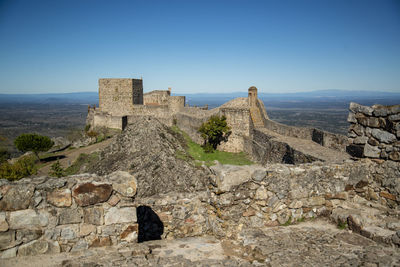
171,125,253,166
337,221,348,230
282,216,292,226
64,152,99,176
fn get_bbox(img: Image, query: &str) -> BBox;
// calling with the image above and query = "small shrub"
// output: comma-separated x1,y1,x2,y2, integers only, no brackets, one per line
84,124,91,132
0,148,10,164
198,115,231,153
337,221,348,230
49,160,64,178
0,155,38,180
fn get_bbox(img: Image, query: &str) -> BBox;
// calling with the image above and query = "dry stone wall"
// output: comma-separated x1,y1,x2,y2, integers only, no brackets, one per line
1,159,399,259
347,102,400,161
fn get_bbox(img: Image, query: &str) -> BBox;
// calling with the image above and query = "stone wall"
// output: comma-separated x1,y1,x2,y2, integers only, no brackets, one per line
93,112,126,130
207,160,400,245
0,171,210,259
99,79,143,115
264,118,348,152
143,90,170,105
347,102,400,161
1,159,399,259
168,96,186,113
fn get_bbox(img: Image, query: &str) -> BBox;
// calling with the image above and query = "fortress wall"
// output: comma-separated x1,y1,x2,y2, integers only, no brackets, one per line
218,108,252,153
143,90,170,105
175,112,208,144
99,79,143,115
248,129,318,165
93,113,125,130
168,96,186,113
264,118,348,152
128,105,173,126
346,102,400,161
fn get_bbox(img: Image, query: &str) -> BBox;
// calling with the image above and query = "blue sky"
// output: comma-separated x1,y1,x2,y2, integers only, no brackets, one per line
0,0,399,94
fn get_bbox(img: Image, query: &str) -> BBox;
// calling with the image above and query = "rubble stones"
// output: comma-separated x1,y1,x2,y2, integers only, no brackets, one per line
72,182,112,206
0,213,8,232
83,207,103,225
363,143,381,158
17,240,60,256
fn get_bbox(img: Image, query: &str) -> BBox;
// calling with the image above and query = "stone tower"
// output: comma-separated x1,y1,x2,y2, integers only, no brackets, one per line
248,86,258,107
98,78,143,116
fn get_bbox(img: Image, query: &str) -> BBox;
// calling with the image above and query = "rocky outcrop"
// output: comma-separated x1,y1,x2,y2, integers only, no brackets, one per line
347,102,400,160
86,116,210,197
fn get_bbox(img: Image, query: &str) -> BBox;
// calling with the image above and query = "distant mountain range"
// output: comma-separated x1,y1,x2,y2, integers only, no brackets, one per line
1,90,399,109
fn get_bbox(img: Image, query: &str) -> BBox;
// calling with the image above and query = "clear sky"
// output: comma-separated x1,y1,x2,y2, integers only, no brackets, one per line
0,0,399,94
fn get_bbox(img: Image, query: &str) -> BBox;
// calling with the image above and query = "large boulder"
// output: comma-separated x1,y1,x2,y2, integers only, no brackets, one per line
87,117,209,197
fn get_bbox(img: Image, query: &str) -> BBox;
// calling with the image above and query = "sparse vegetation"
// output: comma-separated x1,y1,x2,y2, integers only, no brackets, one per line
14,133,54,161
198,115,231,153
0,148,10,164
282,216,292,226
0,155,38,180
49,160,64,177
64,152,99,175
172,125,252,166
337,221,348,230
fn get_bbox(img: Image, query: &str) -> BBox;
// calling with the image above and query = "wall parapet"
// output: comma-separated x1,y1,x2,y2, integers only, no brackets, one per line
346,102,400,161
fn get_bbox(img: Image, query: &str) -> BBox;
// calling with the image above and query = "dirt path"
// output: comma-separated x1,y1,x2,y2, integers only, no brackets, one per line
37,138,114,176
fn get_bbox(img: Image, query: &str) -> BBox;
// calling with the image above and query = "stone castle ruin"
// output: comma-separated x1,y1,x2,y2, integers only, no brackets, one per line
87,78,350,163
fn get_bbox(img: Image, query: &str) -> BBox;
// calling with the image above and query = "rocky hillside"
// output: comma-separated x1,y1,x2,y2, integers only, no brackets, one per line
86,116,209,197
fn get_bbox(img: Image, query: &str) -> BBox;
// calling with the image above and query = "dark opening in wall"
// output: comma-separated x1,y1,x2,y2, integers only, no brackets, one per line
136,205,164,243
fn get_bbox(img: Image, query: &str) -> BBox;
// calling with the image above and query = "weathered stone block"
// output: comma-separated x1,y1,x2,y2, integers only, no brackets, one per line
72,182,112,207
71,239,88,252
108,171,137,197
255,186,268,200
107,195,120,206
120,224,138,242
389,113,400,121
389,151,400,161
104,207,137,225
17,240,60,256
0,184,35,211
372,104,389,116
347,112,357,123
349,102,373,116
16,229,42,243
353,136,368,145
349,124,364,136
0,212,8,232
0,246,17,259
363,143,381,158
0,231,20,250
357,116,380,128
368,137,379,146
60,226,78,240
380,191,396,201
58,208,83,225
83,206,104,225
9,209,48,230
79,224,96,236
89,236,112,248
47,189,72,207
371,129,396,144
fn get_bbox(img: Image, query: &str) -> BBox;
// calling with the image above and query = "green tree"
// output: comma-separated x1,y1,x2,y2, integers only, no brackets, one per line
14,133,54,161
198,115,231,153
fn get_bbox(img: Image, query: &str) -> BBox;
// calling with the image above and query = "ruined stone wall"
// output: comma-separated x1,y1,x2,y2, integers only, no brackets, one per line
218,108,252,153
143,90,170,106
347,102,400,161
99,79,143,116
93,112,126,130
264,118,348,152
207,160,400,245
175,107,252,153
